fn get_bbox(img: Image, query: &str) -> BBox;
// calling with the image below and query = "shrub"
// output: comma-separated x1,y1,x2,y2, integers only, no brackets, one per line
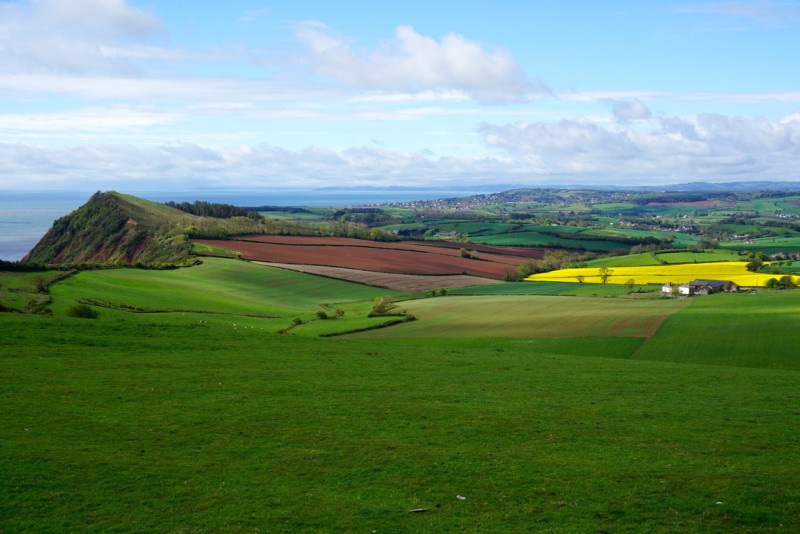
67,304,99,319
316,310,328,320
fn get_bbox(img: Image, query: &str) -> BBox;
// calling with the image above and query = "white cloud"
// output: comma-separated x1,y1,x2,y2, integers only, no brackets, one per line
0,0,166,75
0,106,180,133
294,22,543,103
0,141,534,190
31,0,164,39
480,113,800,181
604,98,652,122
4,112,799,191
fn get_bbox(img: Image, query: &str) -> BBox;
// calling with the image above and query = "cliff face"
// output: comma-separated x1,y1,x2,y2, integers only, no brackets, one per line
23,192,194,266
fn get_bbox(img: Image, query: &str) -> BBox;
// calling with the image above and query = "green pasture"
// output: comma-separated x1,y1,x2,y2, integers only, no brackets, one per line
583,227,664,239
635,291,800,370
472,231,628,251
191,241,238,256
258,210,326,221
586,252,661,267
3,260,800,531
586,249,741,268
589,202,638,212
45,259,399,331
428,220,518,236
561,283,662,297
445,281,577,296
350,295,687,340
2,312,797,532
446,281,660,298
0,270,54,310
721,236,800,254
656,249,741,263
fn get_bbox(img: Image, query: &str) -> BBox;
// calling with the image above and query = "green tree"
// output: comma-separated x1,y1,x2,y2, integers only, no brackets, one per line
598,267,613,284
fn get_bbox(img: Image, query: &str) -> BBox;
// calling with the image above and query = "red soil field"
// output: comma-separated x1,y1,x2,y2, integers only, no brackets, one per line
236,235,541,265
195,237,526,279
258,262,502,292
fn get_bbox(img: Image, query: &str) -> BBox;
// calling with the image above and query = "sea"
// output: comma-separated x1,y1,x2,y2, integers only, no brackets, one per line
0,188,479,261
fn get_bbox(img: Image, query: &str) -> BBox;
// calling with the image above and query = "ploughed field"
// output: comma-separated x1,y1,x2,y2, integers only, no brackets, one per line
195,236,540,279
258,262,503,292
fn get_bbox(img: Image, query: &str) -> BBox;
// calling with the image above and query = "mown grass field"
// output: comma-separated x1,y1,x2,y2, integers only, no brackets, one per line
49,258,397,317
635,291,800,369
3,259,800,532
350,295,688,339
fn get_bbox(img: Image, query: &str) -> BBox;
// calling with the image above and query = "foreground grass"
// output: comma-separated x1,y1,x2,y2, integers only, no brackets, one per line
2,313,800,532
635,291,800,370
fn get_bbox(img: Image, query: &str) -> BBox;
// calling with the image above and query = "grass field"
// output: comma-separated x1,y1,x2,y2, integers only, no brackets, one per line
350,295,688,339
49,258,397,316
635,291,800,369
3,259,800,532
472,231,629,251
3,312,800,532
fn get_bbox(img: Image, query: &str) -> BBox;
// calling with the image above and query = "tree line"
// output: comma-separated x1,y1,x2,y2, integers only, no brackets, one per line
164,201,249,219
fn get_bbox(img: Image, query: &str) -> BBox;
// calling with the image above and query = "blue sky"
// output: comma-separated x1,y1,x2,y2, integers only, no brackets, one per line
0,0,799,192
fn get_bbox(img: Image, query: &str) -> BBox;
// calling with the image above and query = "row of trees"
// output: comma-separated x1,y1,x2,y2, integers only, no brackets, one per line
505,250,597,281
164,201,248,219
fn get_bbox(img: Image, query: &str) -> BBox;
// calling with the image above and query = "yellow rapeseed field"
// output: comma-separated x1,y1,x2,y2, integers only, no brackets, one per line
525,261,797,287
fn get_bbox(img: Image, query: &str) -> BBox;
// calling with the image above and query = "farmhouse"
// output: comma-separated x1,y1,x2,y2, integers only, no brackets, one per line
661,282,691,295
662,279,738,296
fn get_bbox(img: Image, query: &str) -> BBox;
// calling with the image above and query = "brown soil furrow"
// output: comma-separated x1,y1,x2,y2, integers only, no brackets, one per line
257,262,502,292
195,239,519,279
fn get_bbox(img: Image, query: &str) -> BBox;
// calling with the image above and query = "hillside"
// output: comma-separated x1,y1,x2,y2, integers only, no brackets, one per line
22,191,263,266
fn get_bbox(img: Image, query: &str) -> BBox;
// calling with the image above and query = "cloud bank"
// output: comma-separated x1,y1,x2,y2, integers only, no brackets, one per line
3,111,799,190
294,22,542,102
480,113,800,180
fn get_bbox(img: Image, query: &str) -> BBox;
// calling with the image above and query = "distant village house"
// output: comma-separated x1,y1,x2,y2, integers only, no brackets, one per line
662,279,739,296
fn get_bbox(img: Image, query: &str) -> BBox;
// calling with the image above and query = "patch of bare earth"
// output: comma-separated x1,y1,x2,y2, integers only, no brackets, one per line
194,238,523,278
256,262,502,292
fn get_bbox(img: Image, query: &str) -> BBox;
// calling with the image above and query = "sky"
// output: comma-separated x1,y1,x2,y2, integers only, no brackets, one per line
0,0,799,192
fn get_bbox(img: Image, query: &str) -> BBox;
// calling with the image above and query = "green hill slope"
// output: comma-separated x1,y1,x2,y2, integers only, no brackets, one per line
23,192,263,266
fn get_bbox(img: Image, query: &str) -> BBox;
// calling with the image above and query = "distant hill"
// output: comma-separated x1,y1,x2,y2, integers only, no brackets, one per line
23,191,264,266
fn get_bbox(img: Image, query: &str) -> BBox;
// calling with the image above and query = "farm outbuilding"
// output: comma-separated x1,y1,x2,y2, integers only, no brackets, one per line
662,279,737,296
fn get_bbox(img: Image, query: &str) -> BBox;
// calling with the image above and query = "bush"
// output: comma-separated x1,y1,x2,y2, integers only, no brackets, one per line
316,310,328,320
67,304,99,319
